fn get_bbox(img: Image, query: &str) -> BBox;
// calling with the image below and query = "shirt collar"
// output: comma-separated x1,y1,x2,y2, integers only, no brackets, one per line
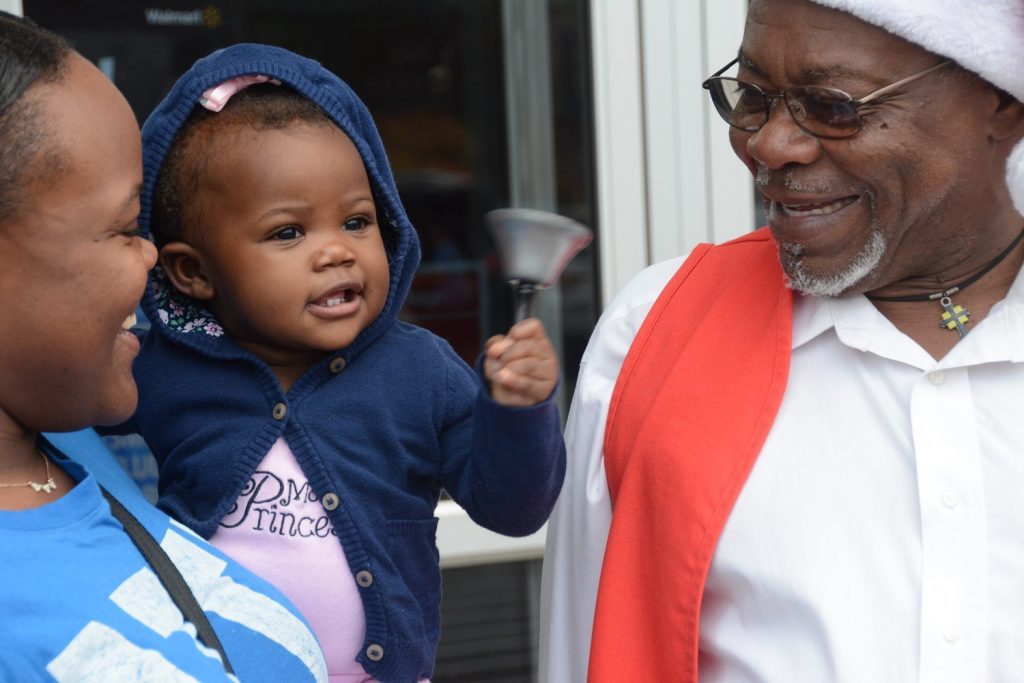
790,292,834,350
791,262,1024,366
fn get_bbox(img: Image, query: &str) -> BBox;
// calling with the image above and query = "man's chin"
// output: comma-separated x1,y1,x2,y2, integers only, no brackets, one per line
779,231,886,298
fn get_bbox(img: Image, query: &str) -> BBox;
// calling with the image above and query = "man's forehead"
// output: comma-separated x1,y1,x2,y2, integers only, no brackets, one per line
799,0,1024,106
740,0,932,82
744,0,907,48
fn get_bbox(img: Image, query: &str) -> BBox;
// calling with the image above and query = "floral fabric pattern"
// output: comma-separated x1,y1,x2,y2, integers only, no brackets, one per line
151,269,224,338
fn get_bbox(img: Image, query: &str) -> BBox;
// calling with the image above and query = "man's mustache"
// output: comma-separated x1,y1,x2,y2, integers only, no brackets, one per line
755,166,838,196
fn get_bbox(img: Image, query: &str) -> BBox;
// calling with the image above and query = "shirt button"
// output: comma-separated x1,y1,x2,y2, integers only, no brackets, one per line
355,570,374,588
943,627,961,644
329,357,346,373
941,491,959,508
928,371,945,386
321,492,340,510
366,643,384,661
272,402,287,420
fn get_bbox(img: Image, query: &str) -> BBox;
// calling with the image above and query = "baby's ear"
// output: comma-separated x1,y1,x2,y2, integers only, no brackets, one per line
159,242,215,300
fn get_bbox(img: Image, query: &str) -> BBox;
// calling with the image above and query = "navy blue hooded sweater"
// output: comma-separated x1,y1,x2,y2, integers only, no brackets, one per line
131,44,565,682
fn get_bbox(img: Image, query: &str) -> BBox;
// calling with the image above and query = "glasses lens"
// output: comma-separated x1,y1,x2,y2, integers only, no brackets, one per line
787,86,860,138
707,78,766,132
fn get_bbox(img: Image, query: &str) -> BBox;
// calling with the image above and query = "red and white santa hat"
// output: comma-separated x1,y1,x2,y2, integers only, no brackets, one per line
811,0,1024,218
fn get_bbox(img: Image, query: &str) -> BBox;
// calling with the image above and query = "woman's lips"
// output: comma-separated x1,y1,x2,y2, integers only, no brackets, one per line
117,326,140,353
116,312,140,353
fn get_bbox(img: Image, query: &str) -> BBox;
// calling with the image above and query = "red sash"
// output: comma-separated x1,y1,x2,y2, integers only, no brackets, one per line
590,228,793,681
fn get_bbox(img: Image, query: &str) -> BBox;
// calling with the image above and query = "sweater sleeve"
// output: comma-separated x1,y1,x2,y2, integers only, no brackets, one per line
435,339,566,537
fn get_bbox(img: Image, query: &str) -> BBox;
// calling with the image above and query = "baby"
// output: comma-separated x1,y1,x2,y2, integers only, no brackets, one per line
128,43,566,682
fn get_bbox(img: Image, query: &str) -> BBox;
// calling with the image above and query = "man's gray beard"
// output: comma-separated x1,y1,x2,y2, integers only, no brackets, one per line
780,230,886,297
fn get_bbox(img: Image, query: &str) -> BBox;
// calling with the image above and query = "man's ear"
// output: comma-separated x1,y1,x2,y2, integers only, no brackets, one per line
159,242,215,300
989,88,1024,142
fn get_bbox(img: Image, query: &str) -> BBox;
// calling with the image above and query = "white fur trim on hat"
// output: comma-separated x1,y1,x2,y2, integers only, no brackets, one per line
810,0,1024,218
1009,140,1024,217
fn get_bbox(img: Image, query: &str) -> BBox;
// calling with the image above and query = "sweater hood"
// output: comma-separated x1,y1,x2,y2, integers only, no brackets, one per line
138,43,420,364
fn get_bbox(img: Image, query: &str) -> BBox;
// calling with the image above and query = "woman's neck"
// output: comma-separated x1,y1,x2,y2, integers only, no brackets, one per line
0,422,75,510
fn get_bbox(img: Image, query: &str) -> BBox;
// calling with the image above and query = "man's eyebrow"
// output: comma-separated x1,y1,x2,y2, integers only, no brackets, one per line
800,64,865,82
738,52,873,85
737,53,764,76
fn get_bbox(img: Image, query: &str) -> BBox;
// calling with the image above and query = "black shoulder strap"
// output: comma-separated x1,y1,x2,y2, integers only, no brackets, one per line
100,487,235,675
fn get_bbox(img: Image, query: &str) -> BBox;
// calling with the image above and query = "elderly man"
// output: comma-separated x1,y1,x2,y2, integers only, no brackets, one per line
540,0,1024,681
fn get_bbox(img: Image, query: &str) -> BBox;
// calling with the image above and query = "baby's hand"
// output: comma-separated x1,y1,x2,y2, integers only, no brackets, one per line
484,318,558,406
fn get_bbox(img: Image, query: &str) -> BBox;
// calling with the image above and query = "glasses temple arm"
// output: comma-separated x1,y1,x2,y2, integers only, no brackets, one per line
856,59,952,105
703,57,741,86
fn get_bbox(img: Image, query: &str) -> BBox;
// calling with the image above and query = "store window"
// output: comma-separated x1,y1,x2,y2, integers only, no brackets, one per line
26,1,596,679
26,0,597,395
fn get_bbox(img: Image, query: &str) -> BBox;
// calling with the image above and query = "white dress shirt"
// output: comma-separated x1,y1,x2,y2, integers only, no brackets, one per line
540,254,1024,683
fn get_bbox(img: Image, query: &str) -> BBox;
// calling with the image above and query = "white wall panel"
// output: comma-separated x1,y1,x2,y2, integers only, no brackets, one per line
642,0,710,263
703,0,758,244
589,0,650,306
593,0,754,306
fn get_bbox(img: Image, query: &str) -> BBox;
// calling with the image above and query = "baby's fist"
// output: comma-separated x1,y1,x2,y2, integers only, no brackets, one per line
484,318,558,406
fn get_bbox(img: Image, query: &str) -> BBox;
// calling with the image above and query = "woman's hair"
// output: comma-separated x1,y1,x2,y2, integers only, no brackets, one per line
150,84,334,247
0,11,72,221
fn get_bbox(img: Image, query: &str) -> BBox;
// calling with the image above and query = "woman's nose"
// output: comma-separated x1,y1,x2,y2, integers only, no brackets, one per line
140,237,158,270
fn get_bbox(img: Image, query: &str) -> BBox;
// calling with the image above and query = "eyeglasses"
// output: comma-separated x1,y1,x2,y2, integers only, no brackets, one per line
702,58,951,140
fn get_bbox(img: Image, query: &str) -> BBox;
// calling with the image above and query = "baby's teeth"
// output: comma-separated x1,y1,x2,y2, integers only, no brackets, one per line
121,313,137,330
324,297,342,306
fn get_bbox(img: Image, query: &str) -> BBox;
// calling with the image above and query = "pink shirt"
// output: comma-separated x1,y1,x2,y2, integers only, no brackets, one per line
210,437,375,682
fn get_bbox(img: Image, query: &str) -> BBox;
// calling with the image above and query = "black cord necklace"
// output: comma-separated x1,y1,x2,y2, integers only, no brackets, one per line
866,226,1024,338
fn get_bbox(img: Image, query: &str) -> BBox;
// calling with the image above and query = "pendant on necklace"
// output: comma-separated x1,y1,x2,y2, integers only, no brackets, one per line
29,478,56,493
937,295,970,337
